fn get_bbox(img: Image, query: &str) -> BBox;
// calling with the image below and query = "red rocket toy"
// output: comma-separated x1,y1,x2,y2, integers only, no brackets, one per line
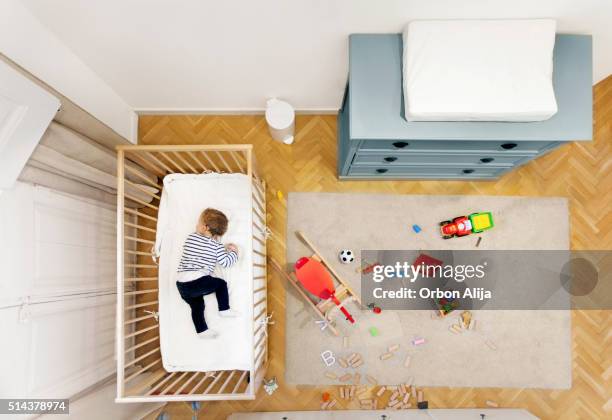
294,257,355,323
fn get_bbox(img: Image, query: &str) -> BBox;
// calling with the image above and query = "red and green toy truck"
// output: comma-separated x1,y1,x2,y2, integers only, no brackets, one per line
440,212,494,239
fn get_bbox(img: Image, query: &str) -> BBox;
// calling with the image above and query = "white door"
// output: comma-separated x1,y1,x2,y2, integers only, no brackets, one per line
0,59,60,192
0,182,117,400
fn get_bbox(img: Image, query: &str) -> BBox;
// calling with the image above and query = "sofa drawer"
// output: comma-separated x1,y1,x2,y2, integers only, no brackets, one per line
348,165,505,178
353,152,529,167
359,140,555,154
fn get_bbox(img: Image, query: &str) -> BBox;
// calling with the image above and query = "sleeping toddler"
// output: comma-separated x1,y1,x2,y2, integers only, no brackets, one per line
176,208,240,339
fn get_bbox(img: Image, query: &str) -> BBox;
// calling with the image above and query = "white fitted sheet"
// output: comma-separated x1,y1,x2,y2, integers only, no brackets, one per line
403,19,558,122
154,173,253,372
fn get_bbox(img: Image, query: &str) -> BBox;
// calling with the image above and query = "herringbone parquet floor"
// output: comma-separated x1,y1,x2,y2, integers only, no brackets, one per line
140,76,612,420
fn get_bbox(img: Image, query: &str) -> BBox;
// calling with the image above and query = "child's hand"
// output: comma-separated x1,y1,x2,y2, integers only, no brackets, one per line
226,243,238,254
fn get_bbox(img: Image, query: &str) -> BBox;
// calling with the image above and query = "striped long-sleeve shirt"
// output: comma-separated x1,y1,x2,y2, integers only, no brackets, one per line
176,233,238,280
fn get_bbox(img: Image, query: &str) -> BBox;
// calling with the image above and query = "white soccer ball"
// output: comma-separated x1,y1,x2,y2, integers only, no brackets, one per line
339,249,355,264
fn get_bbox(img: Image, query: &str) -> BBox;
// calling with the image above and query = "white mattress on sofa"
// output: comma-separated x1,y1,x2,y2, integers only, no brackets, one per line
154,173,253,372
402,19,558,122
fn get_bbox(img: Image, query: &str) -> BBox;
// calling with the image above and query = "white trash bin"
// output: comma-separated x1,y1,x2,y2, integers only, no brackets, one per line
265,98,295,144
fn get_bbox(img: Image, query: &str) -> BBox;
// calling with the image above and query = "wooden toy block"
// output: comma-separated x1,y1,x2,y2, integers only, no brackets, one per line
356,385,368,395
340,387,346,399
450,324,462,334
321,401,330,410
388,344,400,352
460,311,472,328
404,355,411,367
352,359,364,368
349,385,356,398
485,339,497,350
327,399,337,409
399,383,407,395
353,373,361,385
417,390,424,402
339,373,352,382
417,401,428,409
338,358,348,368
403,393,410,404
376,386,386,397
411,386,417,399
390,390,400,401
347,353,359,364
366,375,377,386
380,352,393,361
486,400,499,408
325,372,337,380
343,336,349,348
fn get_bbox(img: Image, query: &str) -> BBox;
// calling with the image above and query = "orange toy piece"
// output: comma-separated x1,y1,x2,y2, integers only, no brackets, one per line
295,257,355,323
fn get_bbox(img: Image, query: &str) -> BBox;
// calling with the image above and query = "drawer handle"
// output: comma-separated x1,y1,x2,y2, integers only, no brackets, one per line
480,157,494,163
462,169,475,174
376,168,389,174
384,157,398,162
500,143,518,150
392,141,409,149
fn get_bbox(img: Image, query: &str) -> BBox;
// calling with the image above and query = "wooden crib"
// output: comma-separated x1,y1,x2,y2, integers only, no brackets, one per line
115,144,268,403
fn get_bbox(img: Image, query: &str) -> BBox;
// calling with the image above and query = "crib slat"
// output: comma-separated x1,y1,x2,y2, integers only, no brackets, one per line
174,372,201,395
125,194,159,211
125,288,158,296
161,371,190,395
125,277,157,282
217,370,237,394
124,313,157,325
125,335,159,354
124,165,161,190
124,369,167,396
125,263,157,268
159,152,186,173
124,222,157,234
125,300,158,310
215,151,233,173
126,357,162,383
125,179,161,201
145,151,174,174
125,250,154,257
229,151,245,173
125,346,160,368
125,237,155,246
125,324,159,339
172,151,198,173
126,153,167,178
190,372,216,394
232,370,249,394
204,371,226,394
125,208,157,222
200,151,221,172
146,372,177,395
186,151,208,172
253,297,266,308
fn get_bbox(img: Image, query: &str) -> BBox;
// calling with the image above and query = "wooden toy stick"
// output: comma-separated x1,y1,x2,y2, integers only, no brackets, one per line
339,373,352,382
404,355,411,368
325,372,337,379
380,352,393,361
366,375,377,386
388,344,400,352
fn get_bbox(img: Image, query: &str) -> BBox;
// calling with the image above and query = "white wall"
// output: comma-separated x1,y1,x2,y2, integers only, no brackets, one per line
19,0,612,112
0,0,137,142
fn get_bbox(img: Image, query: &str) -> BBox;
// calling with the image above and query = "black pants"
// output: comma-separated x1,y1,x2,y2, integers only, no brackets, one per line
176,275,230,333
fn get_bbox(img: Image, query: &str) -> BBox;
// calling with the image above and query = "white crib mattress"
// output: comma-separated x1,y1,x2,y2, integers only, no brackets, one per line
154,173,253,372
402,19,558,122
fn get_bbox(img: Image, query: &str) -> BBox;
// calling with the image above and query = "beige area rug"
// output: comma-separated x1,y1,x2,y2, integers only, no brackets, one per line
285,193,571,389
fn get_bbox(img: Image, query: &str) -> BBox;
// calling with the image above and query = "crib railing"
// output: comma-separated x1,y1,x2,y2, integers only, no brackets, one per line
116,145,267,402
